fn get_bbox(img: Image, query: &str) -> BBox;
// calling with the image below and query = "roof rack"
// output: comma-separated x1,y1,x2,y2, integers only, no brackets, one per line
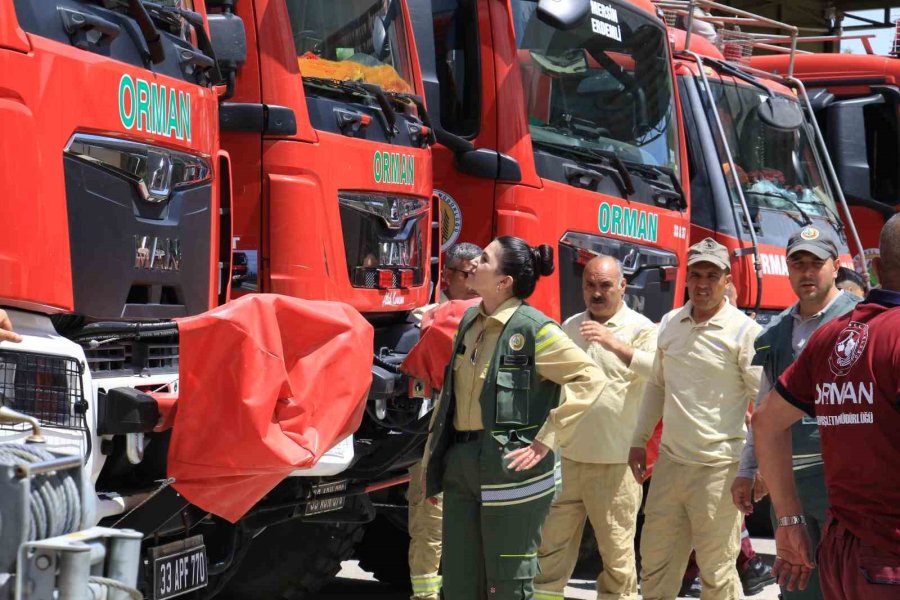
651,0,871,295
740,33,878,55
654,0,799,75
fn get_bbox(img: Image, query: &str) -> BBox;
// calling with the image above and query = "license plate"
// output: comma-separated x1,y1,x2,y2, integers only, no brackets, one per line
150,535,208,600
304,480,348,516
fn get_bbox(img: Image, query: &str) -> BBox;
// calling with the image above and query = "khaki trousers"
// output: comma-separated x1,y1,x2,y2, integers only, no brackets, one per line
534,459,642,600
408,461,443,600
639,454,742,600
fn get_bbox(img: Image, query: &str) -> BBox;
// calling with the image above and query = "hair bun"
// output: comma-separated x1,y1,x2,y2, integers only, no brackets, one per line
531,244,555,277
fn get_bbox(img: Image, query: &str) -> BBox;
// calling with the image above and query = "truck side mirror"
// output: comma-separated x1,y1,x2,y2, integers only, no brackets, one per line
208,11,247,100
756,96,803,132
373,17,389,61
827,95,886,203
537,0,589,30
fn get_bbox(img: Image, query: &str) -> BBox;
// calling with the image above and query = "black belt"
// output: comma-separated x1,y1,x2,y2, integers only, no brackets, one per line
451,429,483,443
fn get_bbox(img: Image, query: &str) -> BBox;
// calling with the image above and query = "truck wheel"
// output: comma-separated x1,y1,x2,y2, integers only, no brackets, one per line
355,514,412,590
218,520,362,599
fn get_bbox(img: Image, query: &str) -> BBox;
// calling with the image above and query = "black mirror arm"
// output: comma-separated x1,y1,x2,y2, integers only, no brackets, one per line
434,127,475,154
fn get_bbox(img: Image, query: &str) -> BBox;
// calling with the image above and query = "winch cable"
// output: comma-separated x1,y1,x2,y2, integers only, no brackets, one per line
0,444,81,541
88,575,143,600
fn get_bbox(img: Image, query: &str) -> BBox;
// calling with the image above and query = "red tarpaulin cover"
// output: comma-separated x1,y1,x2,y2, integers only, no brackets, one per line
167,294,374,522
401,298,480,390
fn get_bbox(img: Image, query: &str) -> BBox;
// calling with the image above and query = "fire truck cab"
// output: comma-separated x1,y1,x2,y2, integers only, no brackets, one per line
413,0,691,324
753,49,900,280
659,0,865,317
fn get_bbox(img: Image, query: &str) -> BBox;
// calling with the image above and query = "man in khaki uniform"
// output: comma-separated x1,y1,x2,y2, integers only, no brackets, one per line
408,242,481,600
629,238,762,600
534,256,656,600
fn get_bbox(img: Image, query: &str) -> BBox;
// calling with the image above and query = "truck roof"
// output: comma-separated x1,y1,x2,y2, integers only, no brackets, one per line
753,53,900,88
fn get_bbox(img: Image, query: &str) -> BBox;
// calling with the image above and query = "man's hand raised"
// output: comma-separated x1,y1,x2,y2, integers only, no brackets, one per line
0,310,22,343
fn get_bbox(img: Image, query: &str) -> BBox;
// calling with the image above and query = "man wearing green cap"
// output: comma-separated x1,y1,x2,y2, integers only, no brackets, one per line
732,226,859,600
630,238,762,600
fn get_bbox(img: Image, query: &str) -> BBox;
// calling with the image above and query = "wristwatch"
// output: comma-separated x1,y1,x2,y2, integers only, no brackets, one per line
776,515,807,528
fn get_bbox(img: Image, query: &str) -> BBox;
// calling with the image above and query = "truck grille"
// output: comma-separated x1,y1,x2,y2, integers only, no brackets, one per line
82,340,179,376
0,350,87,432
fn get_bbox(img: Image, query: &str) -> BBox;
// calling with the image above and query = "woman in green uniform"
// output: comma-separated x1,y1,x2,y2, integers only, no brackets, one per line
424,236,607,600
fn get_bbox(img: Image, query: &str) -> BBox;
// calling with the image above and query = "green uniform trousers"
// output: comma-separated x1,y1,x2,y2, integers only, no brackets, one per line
769,465,827,600
441,439,555,600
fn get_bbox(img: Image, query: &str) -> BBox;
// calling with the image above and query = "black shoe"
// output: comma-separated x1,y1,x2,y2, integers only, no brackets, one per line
679,576,702,598
741,556,776,596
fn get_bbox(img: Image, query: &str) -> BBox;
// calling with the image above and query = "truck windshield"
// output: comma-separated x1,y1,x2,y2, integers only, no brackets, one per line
285,0,415,93
710,80,839,220
512,0,679,174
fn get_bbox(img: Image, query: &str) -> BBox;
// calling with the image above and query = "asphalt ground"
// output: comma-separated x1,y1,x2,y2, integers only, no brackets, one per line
313,538,781,599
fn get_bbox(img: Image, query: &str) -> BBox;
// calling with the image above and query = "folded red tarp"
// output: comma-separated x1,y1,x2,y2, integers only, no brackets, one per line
401,298,480,391
167,294,374,522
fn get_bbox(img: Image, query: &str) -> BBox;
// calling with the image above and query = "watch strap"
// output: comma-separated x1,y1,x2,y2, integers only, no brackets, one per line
776,515,807,527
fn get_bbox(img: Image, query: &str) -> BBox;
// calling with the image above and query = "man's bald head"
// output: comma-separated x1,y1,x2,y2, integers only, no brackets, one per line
582,255,627,322
583,255,624,281
877,213,900,290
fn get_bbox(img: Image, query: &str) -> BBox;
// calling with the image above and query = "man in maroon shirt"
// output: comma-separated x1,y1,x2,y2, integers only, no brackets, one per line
754,214,900,599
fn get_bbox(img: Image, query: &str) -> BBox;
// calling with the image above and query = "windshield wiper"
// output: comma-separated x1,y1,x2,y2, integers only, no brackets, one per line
141,1,220,82
125,0,165,64
303,77,398,137
795,195,846,234
532,139,635,197
385,92,436,145
621,162,687,210
744,190,813,226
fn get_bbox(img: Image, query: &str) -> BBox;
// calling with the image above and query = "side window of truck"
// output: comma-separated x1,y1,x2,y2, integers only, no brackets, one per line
432,0,480,138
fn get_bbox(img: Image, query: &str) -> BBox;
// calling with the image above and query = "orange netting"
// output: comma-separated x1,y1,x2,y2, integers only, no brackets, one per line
299,53,412,94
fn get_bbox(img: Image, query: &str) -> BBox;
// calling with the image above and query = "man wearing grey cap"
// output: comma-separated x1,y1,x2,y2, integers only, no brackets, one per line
732,226,859,600
630,237,762,600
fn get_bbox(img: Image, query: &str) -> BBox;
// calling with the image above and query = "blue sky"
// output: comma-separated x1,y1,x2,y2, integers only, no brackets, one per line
841,8,900,54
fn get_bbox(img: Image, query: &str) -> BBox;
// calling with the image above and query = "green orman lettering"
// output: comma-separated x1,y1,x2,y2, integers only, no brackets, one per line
178,91,191,142
150,83,167,135
136,79,151,133
119,74,136,129
167,88,179,138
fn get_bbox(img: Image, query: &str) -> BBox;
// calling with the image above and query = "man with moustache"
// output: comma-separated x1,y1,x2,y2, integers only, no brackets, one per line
630,238,762,600
534,255,657,600
733,227,859,600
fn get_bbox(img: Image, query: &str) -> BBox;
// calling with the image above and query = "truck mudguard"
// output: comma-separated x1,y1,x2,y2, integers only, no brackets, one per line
167,294,374,522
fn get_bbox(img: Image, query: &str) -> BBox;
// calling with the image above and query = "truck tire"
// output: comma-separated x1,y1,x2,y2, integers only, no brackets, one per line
355,514,412,590
218,520,363,599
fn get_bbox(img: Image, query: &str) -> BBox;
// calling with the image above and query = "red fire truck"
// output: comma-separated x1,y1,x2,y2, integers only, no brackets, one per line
418,0,691,323
204,0,439,596
753,40,899,285
0,0,229,597
658,0,865,317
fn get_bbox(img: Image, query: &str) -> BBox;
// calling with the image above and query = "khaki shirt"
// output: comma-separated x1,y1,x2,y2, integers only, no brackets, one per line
632,300,762,467
561,305,657,464
452,298,605,449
